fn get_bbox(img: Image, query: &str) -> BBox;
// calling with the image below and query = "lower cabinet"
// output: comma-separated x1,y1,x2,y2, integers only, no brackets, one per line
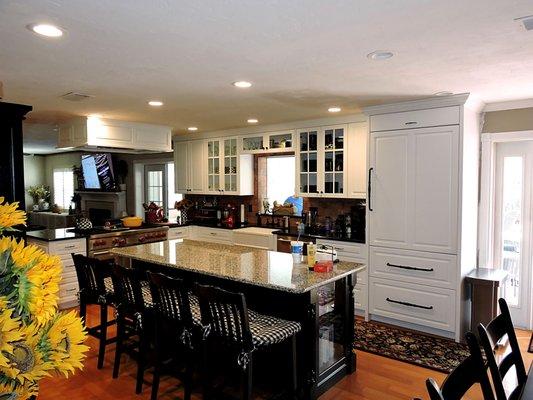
232,227,277,250
190,226,234,244
168,226,190,240
27,237,86,310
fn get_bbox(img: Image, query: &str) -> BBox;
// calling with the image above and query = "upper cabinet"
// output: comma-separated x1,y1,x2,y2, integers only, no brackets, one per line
174,140,205,194
296,123,366,198
58,117,172,153
206,137,253,195
240,131,294,154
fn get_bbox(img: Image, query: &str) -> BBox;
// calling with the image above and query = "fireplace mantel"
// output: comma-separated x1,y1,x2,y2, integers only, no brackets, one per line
78,191,127,221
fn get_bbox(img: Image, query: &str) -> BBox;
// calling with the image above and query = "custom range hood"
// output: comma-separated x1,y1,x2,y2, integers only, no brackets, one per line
57,116,172,153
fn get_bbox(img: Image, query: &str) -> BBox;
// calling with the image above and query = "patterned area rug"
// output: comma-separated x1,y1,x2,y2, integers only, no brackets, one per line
353,320,469,373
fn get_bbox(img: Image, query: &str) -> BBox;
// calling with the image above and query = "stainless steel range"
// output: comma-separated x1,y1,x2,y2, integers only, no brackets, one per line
85,226,169,261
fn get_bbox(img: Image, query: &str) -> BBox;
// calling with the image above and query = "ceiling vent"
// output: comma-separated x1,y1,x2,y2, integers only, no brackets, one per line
515,15,533,31
60,91,94,102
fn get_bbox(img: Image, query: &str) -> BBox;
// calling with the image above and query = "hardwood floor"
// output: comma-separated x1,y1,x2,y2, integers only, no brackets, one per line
38,305,533,400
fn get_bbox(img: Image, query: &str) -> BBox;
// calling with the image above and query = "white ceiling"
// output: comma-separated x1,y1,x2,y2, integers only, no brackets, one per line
1,0,532,153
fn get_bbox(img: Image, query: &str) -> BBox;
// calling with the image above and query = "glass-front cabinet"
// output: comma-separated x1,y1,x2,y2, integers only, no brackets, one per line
223,138,238,192
296,125,346,197
207,139,221,192
240,131,294,153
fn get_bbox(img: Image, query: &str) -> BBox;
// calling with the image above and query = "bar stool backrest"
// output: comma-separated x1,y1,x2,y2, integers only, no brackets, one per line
426,332,495,400
478,298,527,400
196,284,254,354
72,253,110,302
111,264,146,314
147,271,193,327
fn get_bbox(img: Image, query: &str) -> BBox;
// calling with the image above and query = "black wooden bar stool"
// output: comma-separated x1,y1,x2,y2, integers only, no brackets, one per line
72,253,116,369
147,271,200,400
196,284,301,400
111,264,154,394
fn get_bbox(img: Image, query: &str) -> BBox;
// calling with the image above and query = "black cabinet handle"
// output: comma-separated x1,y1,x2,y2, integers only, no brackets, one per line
386,297,433,310
368,167,373,211
386,262,434,272
405,121,418,126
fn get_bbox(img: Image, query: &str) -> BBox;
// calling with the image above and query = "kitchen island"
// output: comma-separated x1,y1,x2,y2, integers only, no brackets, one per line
112,239,366,400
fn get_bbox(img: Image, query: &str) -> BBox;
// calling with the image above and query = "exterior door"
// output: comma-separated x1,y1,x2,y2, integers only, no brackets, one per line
494,141,533,328
144,164,167,211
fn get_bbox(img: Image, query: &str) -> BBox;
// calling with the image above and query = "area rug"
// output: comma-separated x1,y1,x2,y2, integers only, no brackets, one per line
353,319,470,373
529,333,533,353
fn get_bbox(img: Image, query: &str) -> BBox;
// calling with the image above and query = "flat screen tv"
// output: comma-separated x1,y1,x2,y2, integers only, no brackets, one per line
81,153,116,190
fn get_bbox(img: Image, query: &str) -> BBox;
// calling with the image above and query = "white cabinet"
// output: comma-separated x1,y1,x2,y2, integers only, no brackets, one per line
364,94,482,341
296,123,367,199
168,226,190,240
59,117,172,152
206,137,253,195
233,227,276,250
191,226,234,244
27,237,86,310
369,125,459,253
240,131,294,154
174,140,206,194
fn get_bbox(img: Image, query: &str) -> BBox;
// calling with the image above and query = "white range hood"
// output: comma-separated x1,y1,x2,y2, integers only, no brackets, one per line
58,116,172,153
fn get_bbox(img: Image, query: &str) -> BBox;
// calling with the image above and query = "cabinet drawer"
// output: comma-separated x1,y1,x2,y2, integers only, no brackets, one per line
59,281,79,298
50,240,86,255
168,227,190,240
194,227,233,244
370,106,459,132
316,240,367,262
369,246,457,289
369,277,455,332
354,283,367,312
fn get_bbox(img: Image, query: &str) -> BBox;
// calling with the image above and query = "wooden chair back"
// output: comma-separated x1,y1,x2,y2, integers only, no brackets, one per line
426,332,495,400
478,298,527,400
195,284,254,354
111,264,146,314
72,253,111,303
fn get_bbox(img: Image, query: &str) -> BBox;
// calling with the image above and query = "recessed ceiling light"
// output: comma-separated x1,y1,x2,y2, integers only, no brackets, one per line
367,50,394,60
233,81,252,88
188,127,198,131
328,107,341,113
433,91,453,96
27,23,64,38
247,118,258,124
148,100,163,106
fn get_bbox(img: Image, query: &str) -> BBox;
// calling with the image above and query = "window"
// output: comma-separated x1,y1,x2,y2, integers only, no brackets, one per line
266,156,302,214
143,162,182,221
53,168,74,210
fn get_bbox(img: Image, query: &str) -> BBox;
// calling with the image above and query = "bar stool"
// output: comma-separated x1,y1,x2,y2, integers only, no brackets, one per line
196,284,301,400
72,253,116,369
147,271,200,400
111,264,154,394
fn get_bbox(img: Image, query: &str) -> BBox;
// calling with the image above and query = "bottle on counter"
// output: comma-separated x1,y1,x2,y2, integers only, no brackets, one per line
307,243,316,269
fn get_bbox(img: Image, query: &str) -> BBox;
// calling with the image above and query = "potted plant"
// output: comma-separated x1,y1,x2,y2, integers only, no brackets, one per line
0,196,88,398
26,185,51,211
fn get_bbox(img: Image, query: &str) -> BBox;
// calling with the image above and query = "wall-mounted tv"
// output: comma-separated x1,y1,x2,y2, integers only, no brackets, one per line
81,153,116,190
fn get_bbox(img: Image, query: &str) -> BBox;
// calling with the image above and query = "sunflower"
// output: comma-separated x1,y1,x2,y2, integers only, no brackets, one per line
2,323,52,385
41,311,88,377
0,197,26,232
9,240,44,271
0,298,23,369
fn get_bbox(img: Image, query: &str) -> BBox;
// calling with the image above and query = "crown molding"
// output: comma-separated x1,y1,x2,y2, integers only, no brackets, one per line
483,98,533,112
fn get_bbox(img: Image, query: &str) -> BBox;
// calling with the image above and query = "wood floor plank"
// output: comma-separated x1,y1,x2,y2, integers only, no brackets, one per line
38,305,532,400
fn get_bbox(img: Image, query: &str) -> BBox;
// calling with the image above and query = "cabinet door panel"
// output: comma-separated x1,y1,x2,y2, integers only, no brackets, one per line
174,142,189,193
369,132,409,247
412,127,458,253
189,140,205,193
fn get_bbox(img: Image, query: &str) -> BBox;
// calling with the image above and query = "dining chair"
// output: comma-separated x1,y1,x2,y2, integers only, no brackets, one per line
111,264,154,394
478,298,527,400
147,271,199,400
196,283,301,400
72,253,116,369
426,332,495,400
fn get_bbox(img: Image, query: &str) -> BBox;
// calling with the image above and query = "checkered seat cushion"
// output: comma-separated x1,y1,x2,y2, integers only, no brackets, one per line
141,281,153,308
248,312,301,347
104,276,114,294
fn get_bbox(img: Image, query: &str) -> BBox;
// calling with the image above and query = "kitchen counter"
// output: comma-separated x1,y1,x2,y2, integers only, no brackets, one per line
272,229,365,244
111,239,365,293
25,228,88,242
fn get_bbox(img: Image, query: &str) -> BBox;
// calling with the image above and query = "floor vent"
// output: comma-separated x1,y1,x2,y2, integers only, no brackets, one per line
60,92,94,101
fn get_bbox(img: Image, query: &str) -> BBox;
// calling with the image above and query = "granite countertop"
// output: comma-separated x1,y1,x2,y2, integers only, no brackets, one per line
111,239,366,293
25,228,87,242
272,229,365,244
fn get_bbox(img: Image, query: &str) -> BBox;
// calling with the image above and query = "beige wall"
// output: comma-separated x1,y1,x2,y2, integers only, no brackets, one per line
23,155,46,210
482,107,533,133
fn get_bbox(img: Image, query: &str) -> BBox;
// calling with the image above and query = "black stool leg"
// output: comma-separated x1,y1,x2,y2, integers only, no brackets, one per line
112,315,123,379
97,304,108,369
290,335,298,399
184,352,193,400
135,332,148,394
242,355,253,400
151,334,161,400
202,339,211,400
